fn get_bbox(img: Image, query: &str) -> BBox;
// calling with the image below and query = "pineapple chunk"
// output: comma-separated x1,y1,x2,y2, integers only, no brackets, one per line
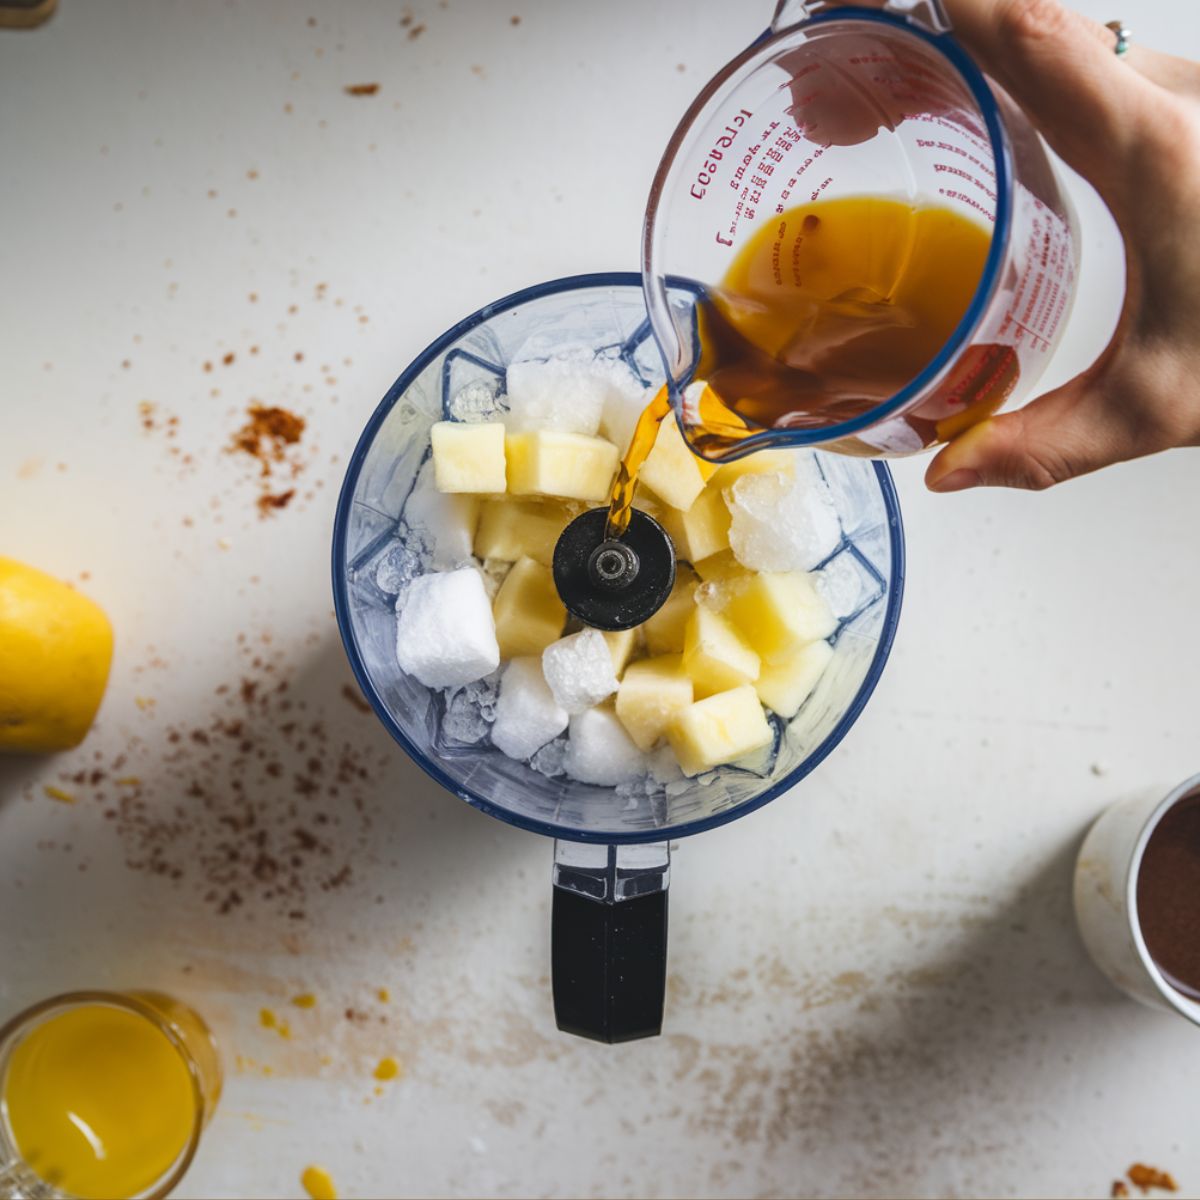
655,484,731,564
637,417,717,511
505,430,619,503
430,421,507,493
602,628,639,678
474,498,574,565
682,605,760,697
642,565,697,654
755,639,833,719
492,556,566,657
710,448,800,489
693,548,751,583
667,685,773,777
615,654,694,751
724,571,836,665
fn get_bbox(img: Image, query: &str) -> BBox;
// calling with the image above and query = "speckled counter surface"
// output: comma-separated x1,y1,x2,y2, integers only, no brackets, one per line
2,2,1199,1197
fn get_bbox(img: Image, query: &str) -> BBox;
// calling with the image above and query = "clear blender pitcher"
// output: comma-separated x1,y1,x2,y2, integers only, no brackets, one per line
643,0,1081,459
332,275,904,1043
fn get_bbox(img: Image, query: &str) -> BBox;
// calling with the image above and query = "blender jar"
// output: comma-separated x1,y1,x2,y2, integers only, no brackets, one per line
332,274,904,1042
643,0,1081,459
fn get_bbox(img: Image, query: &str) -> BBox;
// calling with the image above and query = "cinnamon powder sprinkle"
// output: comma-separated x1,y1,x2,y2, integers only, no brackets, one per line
257,489,296,516
344,83,380,96
230,405,306,475
1127,1165,1178,1194
1113,1184,1130,1199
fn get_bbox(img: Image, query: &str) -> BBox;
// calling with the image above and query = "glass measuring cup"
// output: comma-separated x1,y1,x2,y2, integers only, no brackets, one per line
643,0,1081,459
0,991,220,1200
332,273,904,1041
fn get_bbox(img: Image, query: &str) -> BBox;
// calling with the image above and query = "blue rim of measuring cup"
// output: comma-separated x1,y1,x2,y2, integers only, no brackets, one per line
331,271,906,844
645,6,1014,459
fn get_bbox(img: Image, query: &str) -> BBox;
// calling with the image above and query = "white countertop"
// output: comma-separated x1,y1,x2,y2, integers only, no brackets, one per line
2,2,1198,1197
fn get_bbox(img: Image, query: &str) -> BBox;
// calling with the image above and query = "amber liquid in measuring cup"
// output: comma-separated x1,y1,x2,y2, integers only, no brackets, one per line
606,195,1005,537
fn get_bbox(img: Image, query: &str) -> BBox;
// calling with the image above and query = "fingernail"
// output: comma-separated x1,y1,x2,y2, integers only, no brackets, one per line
928,468,980,493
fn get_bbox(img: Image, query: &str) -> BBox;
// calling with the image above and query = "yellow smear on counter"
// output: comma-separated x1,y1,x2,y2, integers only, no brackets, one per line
1,1005,196,1200
290,993,317,1009
373,1056,401,1081
301,1164,339,1200
376,988,390,1003
258,1008,291,1039
42,785,75,804
115,776,141,786
134,695,156,711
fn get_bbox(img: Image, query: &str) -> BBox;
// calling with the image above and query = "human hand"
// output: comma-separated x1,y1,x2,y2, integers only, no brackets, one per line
923,0,1200,491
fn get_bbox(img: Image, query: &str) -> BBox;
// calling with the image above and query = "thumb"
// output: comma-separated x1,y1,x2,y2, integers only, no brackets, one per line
924,379,1134,491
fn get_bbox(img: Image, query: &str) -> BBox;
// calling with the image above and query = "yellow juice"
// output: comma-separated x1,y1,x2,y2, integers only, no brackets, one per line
1,1000,205,1199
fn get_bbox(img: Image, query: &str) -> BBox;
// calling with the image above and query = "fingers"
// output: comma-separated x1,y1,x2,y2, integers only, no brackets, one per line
923,377,1143,491
942,0,1163,185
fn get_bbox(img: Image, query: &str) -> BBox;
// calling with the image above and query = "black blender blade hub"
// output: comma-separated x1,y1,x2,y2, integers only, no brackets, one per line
553,508,676,632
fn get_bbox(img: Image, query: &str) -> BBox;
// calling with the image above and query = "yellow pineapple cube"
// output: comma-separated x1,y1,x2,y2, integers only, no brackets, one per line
505,430,619,503
491,556,567,658
692,548,751,583
615,654,694,751
474,498,575,565
655,484,731,564
637,417,717,512
724,571,836,665
710,448,800,490
642,565,697,654
430,421,507,493
602,628,639,678
667,685,773,777
754,639,833,719
682,605,760,697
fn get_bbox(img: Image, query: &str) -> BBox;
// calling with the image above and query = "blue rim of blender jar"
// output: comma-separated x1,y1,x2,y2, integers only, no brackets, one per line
332,271,906,844
645,6,1013,459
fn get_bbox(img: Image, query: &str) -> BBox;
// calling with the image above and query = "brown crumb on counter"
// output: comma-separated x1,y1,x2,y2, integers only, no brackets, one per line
257,490,296,516
344,82,380,96
1113,1183,1130,1199
1127,1165,1178,1194
408,23,425,39
222,351,235,366
230,405,305,473
341,684,371,714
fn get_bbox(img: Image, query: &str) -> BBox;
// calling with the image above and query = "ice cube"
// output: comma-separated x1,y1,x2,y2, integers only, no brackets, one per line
726,457,841,571
491,657,569,761
505,358,608,436
441,688,492,746
597,363,653,454
528,735,568,779
648,745,684,784
404,460,480,569
564,707,647,786
395,567,500,688
449,379,502,423
373,538,425,596
541,628,620,715
814,550,881,621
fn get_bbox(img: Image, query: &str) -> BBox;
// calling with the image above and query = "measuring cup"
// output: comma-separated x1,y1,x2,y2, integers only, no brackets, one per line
332,273,904,1042
643,0,1081,460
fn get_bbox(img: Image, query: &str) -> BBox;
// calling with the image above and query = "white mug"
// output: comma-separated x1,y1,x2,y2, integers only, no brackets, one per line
1073,773,1200,1027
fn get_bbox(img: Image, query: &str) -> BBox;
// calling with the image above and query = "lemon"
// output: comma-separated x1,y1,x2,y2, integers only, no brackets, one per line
0,557,113,753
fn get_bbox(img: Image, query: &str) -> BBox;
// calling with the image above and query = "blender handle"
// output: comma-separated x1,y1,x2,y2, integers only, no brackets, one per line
551,841,670,1044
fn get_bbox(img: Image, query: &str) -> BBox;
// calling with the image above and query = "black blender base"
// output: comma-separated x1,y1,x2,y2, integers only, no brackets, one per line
552,508,676,632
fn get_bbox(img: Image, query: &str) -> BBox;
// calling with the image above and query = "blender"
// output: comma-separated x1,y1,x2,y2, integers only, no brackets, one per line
332,275,903,1042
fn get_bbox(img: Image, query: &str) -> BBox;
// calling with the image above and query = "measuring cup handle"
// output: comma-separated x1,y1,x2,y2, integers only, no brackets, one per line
550,841,670,1044
771,0,953,35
